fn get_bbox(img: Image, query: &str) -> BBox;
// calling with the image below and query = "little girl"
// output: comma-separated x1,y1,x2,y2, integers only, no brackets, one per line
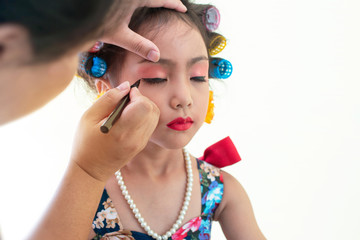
78,1,265,239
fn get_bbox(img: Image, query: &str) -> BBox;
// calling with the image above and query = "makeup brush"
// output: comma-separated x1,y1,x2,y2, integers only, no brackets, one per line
100,79,141,133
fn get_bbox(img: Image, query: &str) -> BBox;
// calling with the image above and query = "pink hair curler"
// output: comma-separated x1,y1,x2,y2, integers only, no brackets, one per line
203,6,221,32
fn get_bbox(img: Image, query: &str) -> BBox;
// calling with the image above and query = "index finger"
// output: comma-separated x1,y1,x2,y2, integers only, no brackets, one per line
141,0,187,12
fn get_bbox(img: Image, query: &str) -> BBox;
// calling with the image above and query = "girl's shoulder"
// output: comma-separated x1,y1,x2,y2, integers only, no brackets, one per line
212,169,248,221
196,159,254,231
214,170,266,239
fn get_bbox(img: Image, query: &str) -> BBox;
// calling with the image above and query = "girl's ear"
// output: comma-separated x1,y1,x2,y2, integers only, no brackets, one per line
95,79,112,94
0,24,32,66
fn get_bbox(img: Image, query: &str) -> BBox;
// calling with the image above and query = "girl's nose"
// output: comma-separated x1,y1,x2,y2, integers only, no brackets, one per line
170,81,193,109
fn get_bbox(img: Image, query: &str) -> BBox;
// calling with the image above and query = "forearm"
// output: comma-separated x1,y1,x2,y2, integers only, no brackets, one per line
27,161,106,240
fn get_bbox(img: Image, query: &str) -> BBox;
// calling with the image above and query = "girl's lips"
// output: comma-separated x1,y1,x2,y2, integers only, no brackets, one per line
167,117,193,131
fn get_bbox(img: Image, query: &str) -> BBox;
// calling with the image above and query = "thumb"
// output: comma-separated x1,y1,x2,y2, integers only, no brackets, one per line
85,82,131,123
102,27,160,62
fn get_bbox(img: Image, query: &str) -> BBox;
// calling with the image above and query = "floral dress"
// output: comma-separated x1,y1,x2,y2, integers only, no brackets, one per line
92,159,224,240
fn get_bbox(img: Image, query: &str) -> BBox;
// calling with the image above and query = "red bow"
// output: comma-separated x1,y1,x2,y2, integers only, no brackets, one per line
199,136,241,168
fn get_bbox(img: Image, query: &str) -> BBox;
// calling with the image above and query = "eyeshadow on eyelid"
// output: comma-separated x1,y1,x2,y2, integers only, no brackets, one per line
191,66,208,75
138,66,166,76
138,61,208,76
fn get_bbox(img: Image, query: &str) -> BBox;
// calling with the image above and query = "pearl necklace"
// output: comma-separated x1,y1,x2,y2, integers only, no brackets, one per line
115,148,193,240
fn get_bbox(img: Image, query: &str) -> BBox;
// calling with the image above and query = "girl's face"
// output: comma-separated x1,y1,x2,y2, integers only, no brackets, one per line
118,20,209,149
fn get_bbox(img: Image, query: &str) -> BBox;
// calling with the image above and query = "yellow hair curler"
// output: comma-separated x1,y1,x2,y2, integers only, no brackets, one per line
209,33,227,56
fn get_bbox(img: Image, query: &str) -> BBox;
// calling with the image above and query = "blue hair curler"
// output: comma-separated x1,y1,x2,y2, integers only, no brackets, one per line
209,58,233,79
88,56,107,78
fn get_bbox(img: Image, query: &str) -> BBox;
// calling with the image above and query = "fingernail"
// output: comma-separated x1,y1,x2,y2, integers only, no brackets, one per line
131,86,140,93
181,5,188,12
116,81,130,91
147,50,160,62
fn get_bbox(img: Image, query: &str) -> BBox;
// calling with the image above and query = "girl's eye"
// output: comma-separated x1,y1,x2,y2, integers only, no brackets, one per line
142,78,167,85
190,76,207,82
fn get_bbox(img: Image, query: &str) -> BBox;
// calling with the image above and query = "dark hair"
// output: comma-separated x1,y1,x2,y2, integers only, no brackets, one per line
78,0,216,91
0,0,123,62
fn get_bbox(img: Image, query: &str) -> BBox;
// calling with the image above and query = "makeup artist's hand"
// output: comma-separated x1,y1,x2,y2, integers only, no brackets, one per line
70,81,160,182
101,0,187,62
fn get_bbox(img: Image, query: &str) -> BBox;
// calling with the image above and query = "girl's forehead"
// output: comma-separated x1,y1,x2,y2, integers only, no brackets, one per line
122,24,208,72
139,18,202,43
140,28,207,62
122,19,208,66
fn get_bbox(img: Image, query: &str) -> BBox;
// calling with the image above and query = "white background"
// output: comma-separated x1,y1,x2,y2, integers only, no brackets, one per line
1,0,359,239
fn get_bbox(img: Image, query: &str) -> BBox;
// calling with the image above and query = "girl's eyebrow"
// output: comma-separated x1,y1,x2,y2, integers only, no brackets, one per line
187,56,209,68
138,56,208,67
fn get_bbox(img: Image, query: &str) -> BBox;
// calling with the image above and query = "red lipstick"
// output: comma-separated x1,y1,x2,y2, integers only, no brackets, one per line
167,117,193,131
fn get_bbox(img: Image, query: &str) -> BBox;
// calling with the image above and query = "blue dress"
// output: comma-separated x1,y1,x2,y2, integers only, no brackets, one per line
92,159,224,240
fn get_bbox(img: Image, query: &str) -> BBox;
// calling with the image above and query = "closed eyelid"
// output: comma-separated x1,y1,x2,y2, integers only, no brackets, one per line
142,78,167,84
190,76,207,82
